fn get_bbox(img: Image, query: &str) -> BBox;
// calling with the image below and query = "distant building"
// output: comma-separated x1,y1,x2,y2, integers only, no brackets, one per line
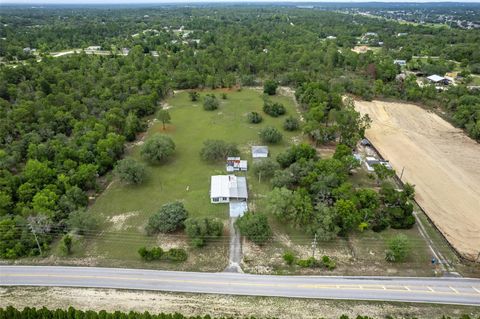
360,138,371,146
226,157,247,172
210,175,248,203
86,46,101,51
427,74,450,85
365,156,392,172
397,32,408,37
326,36,337,40
121,48,130,56
394,59,407,66
365,32,378,37
150,51,159,57
252,146,269,158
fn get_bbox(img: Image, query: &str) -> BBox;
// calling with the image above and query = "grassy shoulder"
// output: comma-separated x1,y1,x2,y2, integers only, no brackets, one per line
38,88,301,270
1,287,479,319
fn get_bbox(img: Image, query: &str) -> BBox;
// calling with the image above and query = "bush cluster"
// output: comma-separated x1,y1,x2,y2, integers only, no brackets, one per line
185,217,223,247
200,139,240,162
203,94,219,111
284,252,336,270
236,212,271,245
138,246,188,262
263,102,286,117
259,126,282,144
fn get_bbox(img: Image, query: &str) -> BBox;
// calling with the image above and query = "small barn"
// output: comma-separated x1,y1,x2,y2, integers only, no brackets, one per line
427,75,450,85
252,146,269,158
226,157,248,172
210,175,248,204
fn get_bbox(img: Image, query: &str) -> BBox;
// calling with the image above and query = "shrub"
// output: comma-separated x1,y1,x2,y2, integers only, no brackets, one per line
138,246,187,262
189,91,200,101
236,212,272,245
283,251,296,265
283,116,300,131
138,246,164,261
385,234,411,262
59,234,73,256
164,248,188,262
146,201,188,235
252,158,280,181
259,126,282,144
185,217,223,247
141,134,175,163
114,158,146,184
321,255,336,270
296,257,319,268
263,102,286,117
276,143,317,168
221,93,227,99
200,139,240,162
263,80,278,95
247,111,263,124
203,94,219,111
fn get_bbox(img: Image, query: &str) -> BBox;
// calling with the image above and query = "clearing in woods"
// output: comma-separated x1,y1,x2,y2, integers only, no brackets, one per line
355,100,480,261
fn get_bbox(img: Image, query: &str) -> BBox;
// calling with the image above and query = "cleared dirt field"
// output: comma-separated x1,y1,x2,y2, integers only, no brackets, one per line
355,100,480,261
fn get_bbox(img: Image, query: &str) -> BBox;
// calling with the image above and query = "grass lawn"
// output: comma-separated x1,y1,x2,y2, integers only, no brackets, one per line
51,88,302,270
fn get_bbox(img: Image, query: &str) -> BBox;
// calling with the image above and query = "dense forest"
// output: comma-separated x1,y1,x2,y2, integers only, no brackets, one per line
0,307,476,319
0,5,479,258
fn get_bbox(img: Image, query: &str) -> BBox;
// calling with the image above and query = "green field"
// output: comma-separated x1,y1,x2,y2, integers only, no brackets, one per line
52,88,301,270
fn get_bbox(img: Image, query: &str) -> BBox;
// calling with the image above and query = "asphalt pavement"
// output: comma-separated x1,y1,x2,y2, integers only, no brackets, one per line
1,266,480,306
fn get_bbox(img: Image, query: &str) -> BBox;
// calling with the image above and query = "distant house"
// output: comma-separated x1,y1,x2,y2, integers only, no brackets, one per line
121,48,130,56
394,59,407,66
210,175,248,203
150,51,159,57
360,138,371,147
427,74,450,85
365,156,392,172
365,32,378,37
326,36,337,40
86,46,101,51
397,32,408,37
252,146,269,158
226,157,247,172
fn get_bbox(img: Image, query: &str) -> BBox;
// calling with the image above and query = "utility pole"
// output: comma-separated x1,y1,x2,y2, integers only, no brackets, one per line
400,166,405,180
311,233,317,259
28,222,42,255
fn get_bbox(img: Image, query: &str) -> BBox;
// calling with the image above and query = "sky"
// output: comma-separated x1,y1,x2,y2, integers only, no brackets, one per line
3,0,480,3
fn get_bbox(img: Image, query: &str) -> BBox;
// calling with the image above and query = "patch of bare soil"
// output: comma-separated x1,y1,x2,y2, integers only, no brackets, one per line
355,99,480,260
1,287,478,319
108,212,139,231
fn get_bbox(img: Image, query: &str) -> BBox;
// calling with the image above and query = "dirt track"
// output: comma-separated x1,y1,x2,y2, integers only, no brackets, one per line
355,100,480,261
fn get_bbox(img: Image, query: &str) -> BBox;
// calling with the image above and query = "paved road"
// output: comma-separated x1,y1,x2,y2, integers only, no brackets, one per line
2,266,480,306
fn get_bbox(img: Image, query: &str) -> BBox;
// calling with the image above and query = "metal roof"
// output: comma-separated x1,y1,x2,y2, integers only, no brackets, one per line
210,175,248,199
252,146,269,158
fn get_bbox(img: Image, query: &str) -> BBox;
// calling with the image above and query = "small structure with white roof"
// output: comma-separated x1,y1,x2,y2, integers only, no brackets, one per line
427,74,450,85
210,175,248,204
252,146,269,158
365,156,393,172
226,157,247,172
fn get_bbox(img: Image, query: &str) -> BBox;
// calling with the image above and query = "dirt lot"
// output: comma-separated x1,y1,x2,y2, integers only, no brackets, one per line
2,287,479,318
355,100,480,260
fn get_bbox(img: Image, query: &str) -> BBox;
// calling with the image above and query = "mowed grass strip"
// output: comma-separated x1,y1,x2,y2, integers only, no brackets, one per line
74,88,301,268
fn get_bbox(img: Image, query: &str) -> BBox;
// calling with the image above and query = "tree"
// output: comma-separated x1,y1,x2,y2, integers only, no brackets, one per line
200,139,239,162
203,94,219,111
67,210,99,235
124,112,143,141
310,204,340,241
259,126,282,144
189,91,200,101
263,80,278,95
283,116,300,131
252,159,280,182
141,134,175,163
385,234,411,262
236,212,271,245
157,109,171,130
247,111,263,124
32,188,59,217
334,199,361,235
146,201,188,235
373,164,395,184
184,217,223,247
114,158,146,184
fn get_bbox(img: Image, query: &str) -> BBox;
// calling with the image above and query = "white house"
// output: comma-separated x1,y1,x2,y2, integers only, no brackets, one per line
252,146,269,158
226,157,247,172
427,74,450,85
210,175,248,203
86,46,101,51
394,59,407,66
